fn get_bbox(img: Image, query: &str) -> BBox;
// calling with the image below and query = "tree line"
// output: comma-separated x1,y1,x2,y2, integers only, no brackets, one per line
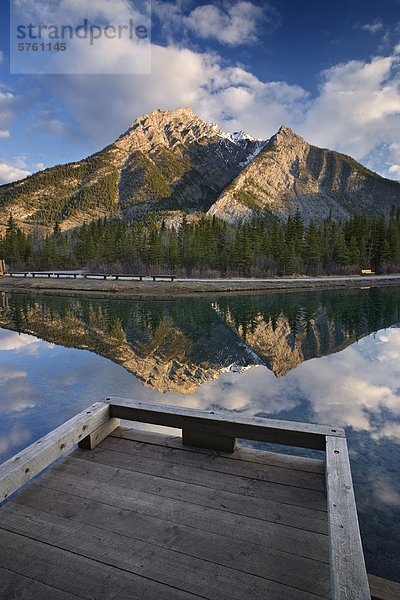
1,208,400,276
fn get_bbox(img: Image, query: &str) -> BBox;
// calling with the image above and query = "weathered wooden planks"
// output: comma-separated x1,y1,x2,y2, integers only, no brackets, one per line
0,502,324,600
75,445,328,510
368,574,400,600
0,402,111,503
0,401,371,599
10,483,331,597
111,426,326,474
53,454,329,533
108,397,345,450
99,435,326,491
0,528,203,600
0,566,80,600
32,468,329,562
326,436,370,600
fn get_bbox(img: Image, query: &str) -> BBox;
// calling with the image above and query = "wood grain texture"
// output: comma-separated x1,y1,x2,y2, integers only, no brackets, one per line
0,503,323,600
0,402,111,503
74,445,328,510
108,397,344,450
0,408,370,600
11,483,331,597
0,566,80,600
0,527,204,600
368,575,400,600
326,436,370,600
52,455,329,533
32,468,329,562
78,417,120,450
112,426,326,474
100,434,325,491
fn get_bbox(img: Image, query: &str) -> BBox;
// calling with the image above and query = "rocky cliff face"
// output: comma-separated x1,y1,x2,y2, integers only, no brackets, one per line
0,108,265,230
1,108,399,231
208,126,400,224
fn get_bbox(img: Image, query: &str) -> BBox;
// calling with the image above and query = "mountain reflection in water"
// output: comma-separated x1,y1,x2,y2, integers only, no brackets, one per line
0,286,400,582
1,287,400,393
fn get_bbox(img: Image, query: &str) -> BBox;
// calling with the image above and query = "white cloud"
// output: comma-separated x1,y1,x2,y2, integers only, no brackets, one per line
160,327,400,446
0,366,36,413
388,164,400,178
361,21,384,34
11,0,151,75
293,329,400,438
44,40,400,178
153,0,279,47
299,51,400,175
0,89,16,140
48,44,308,145
387,142,400,179
6,25,398,178
0,427,32,456
30,111,67,135
371,476,400,506
184,1,268,46
44,119,66,135
0,162,31,184
0,330,41,351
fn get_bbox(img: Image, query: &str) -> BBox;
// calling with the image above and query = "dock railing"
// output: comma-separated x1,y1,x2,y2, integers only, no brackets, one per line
0,398,371,600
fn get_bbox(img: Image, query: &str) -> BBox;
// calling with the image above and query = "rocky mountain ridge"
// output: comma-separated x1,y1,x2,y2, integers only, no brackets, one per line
208,125,400,224
1,107,399,231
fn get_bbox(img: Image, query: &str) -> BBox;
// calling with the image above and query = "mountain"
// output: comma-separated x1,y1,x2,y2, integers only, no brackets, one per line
208,126,400,224
1,107,399,231
0,108,265,231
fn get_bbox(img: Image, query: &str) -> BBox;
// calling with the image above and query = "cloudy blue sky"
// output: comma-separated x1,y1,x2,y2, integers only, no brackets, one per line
1,0,400,184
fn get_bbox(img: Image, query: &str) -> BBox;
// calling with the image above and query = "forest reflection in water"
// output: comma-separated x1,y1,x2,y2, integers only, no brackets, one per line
0,286,400,581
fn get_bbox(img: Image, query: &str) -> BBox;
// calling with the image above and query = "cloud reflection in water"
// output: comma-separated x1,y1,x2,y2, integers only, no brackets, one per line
1,324,399,579
161,328,400,444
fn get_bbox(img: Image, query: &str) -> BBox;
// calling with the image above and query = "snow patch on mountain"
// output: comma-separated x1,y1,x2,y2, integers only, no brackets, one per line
239,140,268,167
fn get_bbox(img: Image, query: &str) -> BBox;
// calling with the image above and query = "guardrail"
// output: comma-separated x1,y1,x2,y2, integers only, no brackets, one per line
0,398,370,599
5,272,175,281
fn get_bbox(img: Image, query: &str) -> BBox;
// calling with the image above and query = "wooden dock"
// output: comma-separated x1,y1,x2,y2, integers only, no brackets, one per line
0,399,373,599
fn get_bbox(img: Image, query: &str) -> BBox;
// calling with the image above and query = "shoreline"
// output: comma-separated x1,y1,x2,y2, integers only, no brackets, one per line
1,274,400,300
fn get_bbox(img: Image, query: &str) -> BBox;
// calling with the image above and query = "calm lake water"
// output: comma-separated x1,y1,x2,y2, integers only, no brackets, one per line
0,287,400,581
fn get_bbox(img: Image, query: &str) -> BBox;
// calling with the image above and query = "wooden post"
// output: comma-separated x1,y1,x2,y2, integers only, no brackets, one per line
182,427,236,453
325,436,370,599
0,292,8,309
78,417,120,450
0,259,5,277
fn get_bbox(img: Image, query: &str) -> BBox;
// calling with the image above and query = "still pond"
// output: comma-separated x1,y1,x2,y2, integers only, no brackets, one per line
0,286,399,582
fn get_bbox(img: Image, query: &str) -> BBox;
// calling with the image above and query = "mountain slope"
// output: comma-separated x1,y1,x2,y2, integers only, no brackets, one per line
1,108,399,231
0,108,265,230
208,126,400,224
